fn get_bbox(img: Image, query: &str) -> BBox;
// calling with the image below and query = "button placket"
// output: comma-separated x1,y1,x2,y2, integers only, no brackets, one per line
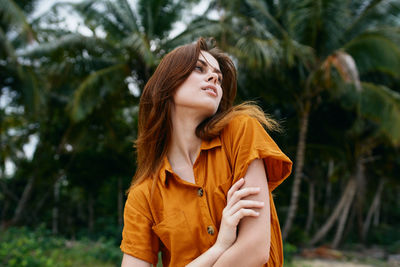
197,187,218,241
194,159,217,242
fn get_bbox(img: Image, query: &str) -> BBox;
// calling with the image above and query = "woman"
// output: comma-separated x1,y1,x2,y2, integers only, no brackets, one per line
120,38,292,267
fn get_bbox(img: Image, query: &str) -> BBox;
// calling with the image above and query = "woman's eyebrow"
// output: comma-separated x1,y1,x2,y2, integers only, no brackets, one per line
197,59,222,75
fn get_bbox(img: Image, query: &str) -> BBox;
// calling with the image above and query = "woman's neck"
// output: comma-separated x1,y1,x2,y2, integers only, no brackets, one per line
168,107,204,167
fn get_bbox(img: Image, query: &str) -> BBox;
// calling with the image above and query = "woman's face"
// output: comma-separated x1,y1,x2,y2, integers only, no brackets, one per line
173,51,223,118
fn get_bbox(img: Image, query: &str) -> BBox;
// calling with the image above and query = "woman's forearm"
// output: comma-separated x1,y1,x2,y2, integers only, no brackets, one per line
185,243,227,267
212,239,269,267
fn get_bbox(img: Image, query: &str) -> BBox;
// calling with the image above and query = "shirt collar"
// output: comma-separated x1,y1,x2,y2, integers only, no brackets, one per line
159,136,222,186
200,136,222,150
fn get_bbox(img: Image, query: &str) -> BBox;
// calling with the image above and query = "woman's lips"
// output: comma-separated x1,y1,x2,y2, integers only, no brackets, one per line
202,84,218,96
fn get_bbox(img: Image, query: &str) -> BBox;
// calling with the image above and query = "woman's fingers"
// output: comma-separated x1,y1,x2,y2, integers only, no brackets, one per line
231,208,260,225
227,178,245,201
227,199,264,216
225,186,261,210
222,205,261,227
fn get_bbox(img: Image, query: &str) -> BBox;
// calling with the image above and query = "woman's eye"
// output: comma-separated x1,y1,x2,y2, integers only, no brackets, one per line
218,77,223,83
195,65,203,71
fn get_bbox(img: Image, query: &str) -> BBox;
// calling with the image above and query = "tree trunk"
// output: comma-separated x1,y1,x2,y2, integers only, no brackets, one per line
373,196,381,227
0,180,17,228
34,189,52,219
323,160,334,216
0,179,18,202
118,177,123,227
1,199,9,230
52,177,61,234
331,157,364,248
282,99,311,239
355,166,367,240
343,201,356,243
309,177,356,245
305,179,315,233
362,179,385,241
332,187,355,248
88,193,94,233
10,176,35,225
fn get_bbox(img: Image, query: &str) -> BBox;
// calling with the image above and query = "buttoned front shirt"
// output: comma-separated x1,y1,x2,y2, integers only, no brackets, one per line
120,115,292,266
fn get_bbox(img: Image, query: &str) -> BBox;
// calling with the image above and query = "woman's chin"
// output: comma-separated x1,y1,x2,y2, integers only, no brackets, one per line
204,106,219,117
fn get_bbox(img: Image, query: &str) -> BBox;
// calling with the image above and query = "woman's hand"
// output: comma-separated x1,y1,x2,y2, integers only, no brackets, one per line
215,178,264,250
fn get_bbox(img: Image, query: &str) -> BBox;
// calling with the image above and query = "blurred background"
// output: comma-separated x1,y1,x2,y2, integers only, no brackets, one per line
1,0,400,266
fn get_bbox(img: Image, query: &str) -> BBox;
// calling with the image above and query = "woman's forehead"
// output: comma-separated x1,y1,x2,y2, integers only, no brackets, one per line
199,51,220,72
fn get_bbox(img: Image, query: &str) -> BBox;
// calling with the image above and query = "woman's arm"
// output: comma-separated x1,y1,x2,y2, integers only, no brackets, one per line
213,158,271,266
186,178,264,267
121,253,151,267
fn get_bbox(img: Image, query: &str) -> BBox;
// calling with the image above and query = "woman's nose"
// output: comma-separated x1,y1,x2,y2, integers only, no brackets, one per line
207,72,218,83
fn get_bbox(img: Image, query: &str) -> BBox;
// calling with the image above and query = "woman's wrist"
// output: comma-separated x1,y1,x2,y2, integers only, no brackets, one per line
185,242,229,266
211,242,229,258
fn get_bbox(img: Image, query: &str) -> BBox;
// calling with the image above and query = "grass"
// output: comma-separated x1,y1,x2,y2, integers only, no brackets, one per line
0,227,122,267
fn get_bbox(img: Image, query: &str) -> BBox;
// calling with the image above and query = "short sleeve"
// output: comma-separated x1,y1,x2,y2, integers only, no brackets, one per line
120,185,159,264
223,115,292,191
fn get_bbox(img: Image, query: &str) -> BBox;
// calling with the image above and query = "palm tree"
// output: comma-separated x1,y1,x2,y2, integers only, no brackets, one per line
180,0,400,239
23,0,200,123
8,0,201,231
309,81,400,247
0,0,45,228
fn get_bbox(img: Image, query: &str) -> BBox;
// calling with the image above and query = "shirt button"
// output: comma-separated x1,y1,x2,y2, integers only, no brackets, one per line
197,188,204,197
207,225,215,235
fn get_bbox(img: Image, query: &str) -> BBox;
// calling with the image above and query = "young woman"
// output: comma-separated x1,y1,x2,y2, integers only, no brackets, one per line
120,38,292,267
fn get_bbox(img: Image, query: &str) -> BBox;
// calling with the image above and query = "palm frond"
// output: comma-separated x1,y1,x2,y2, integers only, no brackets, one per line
344,32,400,77
106,0,139,33
116,0,139,31
67,0,127,40
0,0,36,44
344,0,400,41
121,33,155,67
170,18,226,47
68,63,129,122
18,66,43,116
0,27,17,61
319,0,352,53
19,33,117,59
359,83,400,146
245,0,288,39
137,0,192,40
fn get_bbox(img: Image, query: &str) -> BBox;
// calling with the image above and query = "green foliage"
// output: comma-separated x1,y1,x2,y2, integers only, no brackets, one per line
388,240,400,254
0,226,121,267
345,32,400,77
369,224,400,248
359,83,400,145
283,242,297,263
0,0,36,43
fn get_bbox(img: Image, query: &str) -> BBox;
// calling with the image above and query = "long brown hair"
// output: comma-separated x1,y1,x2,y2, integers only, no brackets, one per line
131,38,279,189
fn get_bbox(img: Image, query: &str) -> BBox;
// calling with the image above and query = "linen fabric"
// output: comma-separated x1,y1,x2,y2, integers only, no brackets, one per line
120,115,293,266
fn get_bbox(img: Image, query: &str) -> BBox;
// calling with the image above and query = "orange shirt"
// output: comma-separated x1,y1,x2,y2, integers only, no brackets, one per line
120,115,292,266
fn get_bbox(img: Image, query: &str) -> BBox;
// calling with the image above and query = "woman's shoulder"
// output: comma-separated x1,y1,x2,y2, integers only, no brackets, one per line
222,114,262,136
127,178,153,202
